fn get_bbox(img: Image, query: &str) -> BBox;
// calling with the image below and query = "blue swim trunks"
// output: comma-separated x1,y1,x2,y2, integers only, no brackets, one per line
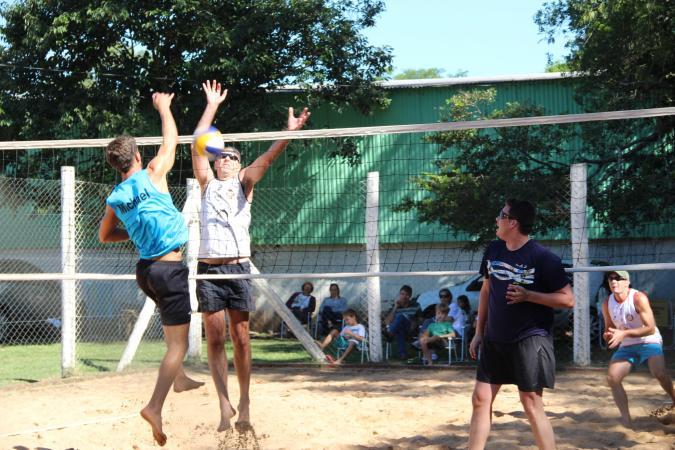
611,343,663,366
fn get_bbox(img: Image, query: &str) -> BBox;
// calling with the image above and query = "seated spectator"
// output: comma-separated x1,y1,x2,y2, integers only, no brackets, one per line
317,283,348,337
416,289,453,347
420,303,455,366
449,294,471,339
319,309,366,365
384,285,420,359
285,281,316,324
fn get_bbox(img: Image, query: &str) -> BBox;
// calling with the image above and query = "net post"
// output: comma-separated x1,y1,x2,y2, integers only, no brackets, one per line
116,297,156,372
60,166,77,377
571,163,590,366
184,178,202,363
366,172,382,362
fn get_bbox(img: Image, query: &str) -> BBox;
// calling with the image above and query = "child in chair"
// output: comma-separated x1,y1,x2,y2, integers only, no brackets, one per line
319,309,365,365
420,303,455,366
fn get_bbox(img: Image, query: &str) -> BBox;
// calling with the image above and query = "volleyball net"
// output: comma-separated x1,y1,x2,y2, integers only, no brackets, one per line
0,106,674,379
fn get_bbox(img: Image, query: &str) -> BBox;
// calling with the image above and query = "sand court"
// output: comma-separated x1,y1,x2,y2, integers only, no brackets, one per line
1,366,673,449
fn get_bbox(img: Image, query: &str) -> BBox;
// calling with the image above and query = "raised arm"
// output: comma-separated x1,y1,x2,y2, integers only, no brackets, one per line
192,80,228,189
146,92,178,190
240,107,310,187
98,206,129,243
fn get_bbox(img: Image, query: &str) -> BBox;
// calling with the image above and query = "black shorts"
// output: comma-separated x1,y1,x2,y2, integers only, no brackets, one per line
136,260,191,326
476,334,555,392
196,261,255,313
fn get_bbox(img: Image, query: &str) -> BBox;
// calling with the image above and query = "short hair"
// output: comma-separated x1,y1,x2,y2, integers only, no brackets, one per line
329,283,340,296
506,198,536,235
436,303,450,315
301,281,314,293
342,308,358,320
439,288,452,300
106,135,138,173
400,285,412,296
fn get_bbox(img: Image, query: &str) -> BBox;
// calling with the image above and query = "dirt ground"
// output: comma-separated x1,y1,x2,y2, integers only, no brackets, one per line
0,365,674,450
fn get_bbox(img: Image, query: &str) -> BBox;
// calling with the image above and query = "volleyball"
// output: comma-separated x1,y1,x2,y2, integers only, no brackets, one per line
193,126,224,161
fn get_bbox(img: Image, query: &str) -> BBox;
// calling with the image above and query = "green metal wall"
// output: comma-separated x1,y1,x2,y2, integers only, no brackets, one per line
249,78,591,245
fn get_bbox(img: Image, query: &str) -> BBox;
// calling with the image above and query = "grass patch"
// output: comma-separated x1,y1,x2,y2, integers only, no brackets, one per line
0,338,311,388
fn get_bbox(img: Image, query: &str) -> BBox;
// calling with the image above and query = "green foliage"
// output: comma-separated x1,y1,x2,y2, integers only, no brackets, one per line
396,89,575,248
392,67,468,80
0,1,392,158
545,60,570,73
535,0,674,232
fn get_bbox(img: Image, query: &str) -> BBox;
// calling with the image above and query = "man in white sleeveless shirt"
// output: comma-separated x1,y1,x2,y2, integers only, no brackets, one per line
192,80,310,430
602,270,675,427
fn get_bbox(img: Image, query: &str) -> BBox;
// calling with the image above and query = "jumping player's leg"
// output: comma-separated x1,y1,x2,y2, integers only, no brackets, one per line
519,390,555,450
228,309,252,426
173,365,205,392
204,310,237,431
647,355,675,404
140,323,190,446
607,359,633,426
468,381,501,450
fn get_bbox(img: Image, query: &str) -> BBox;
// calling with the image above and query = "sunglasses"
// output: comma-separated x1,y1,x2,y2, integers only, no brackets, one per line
607,275,626,281
497,210,515,220
218,152,240,161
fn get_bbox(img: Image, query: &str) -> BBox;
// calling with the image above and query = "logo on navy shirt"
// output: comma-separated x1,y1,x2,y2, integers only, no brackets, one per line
487,260,535,285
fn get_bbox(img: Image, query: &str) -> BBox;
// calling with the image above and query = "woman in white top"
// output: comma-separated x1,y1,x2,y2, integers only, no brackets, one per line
601,270,675,427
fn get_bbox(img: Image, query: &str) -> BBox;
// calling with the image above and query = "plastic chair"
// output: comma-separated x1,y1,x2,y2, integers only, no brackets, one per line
280,311,313,338
336,333,370,363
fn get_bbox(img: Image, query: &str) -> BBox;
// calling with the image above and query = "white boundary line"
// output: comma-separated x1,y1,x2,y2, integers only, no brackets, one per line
0,107,672,149
0,263,673,281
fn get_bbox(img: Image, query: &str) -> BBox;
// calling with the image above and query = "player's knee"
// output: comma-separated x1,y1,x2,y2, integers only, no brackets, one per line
471,389,491,409
606,372,622,386
230,326,250,349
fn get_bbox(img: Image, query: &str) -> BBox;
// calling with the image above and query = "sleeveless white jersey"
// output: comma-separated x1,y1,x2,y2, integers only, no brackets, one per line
608,288,662,347
198,177,251,258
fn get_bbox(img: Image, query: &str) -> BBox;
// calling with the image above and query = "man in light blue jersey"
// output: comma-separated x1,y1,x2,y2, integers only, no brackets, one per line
99,92,202,447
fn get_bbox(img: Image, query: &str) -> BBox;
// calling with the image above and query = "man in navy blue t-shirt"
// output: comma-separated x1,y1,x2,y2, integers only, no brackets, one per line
467,199,573,450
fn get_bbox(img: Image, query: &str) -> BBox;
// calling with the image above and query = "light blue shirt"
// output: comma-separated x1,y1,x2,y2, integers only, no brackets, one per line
319,296,348,314
106,169,187,259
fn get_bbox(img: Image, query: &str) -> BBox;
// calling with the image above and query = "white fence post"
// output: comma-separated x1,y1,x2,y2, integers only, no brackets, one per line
366,172,382,362
185,178,202,362
60,166,77,377
571,163,591,366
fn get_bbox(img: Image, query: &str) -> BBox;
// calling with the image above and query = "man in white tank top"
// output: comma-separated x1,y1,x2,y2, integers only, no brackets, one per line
191,80,310,431
601,270,675,427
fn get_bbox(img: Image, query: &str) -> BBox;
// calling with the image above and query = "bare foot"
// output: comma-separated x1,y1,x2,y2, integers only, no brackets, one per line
173,374,205,393
218,403,237,432
140,407,167,446
236,400,251,426
619,416,633,429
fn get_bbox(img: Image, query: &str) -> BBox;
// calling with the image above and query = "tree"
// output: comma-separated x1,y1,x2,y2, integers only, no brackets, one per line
395,89,575,248
398,1,674,245
0,0,392,142
392,68,468,80
535,0,674,229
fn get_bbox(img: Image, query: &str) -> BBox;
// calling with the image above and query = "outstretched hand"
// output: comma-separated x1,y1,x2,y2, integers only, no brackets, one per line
202,79,228,106
287,107,311,131
152,92,174,111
